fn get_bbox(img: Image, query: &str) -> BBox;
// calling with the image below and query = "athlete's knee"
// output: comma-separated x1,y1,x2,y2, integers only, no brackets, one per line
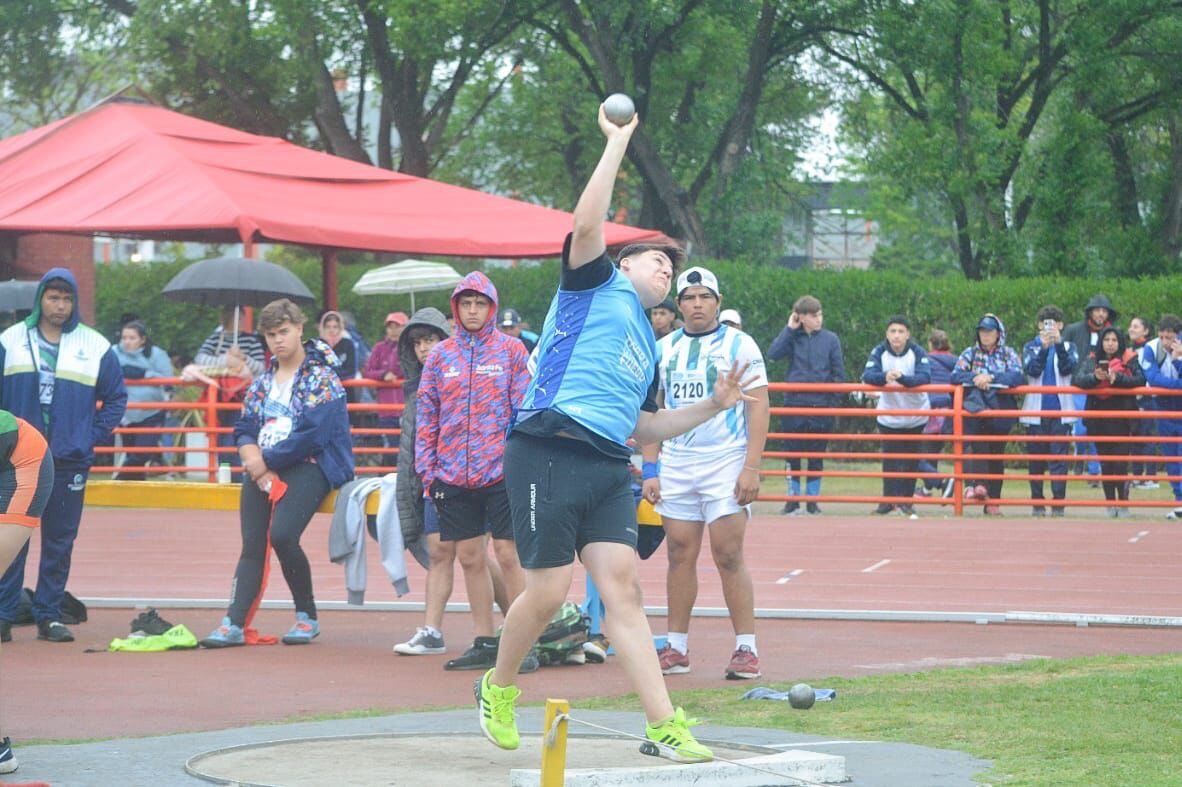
492,538,520,566
428,538,456,566
456,538,487,571
710,542,746,574
665,533,701,566
269,527,304,557
598,573,644,610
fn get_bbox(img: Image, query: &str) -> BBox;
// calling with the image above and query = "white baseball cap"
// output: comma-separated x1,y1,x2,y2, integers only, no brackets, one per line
676,266,720,298
719,308,742,326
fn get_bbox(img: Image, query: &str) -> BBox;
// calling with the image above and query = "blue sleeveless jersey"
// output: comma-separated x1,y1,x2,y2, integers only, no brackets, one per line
515,267,657,449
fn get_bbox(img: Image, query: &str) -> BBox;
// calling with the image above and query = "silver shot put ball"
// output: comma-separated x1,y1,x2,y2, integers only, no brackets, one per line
788,683,816,710
604,93,636,125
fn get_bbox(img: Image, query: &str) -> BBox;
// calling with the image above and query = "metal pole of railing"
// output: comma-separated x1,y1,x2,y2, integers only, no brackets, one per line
952,385,964,516
205,383,219,483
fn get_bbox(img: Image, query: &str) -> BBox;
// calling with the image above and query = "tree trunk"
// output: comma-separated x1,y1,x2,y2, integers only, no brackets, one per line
951,194,980,279
1162,114,1182,260
313,62,371,164
1105,130,1141,229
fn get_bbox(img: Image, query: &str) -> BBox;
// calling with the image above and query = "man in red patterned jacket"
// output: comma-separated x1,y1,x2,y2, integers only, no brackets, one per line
416,271,531,671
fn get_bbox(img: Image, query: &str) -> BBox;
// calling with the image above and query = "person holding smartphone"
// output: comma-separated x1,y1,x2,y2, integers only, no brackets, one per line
1019,306,1079,516
1072,327,1144,517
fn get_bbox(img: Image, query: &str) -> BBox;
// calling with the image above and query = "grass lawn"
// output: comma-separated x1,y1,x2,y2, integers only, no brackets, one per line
578,653,1182,786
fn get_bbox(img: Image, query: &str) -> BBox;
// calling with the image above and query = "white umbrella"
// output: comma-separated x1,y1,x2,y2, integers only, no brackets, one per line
351,259,464,311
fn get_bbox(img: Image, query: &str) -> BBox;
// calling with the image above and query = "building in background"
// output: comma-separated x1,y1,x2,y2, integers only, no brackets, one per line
780,182,878,270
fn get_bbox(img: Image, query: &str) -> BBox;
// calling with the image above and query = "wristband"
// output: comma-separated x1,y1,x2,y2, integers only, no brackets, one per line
744,465,762,473
642,461,660,480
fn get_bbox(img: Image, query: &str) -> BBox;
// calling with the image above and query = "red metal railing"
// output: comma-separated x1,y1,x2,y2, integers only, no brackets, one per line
95,378,404,481
100,379,1182,515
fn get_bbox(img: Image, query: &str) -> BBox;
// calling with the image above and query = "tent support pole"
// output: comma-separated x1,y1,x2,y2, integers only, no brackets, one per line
323,249,339,310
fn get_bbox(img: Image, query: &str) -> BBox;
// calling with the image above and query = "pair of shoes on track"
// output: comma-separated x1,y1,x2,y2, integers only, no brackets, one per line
657,643,762,680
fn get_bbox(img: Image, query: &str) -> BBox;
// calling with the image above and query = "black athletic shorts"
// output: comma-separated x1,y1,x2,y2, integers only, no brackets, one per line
429,479,514,542
504,432,638,569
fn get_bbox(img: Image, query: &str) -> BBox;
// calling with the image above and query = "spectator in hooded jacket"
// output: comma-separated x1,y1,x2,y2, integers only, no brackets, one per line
200,299,354,648
112,320,174,481
1019,305,1079,517
767,295,845,515
1073,326,1145,517
416,271,530,672
862,316,931,518
1063,295,1119,486
0,268,126,643
391,307,510,658
951,314,1024,515
363,312,408,465
1139,314,1182,519
916,329,956,497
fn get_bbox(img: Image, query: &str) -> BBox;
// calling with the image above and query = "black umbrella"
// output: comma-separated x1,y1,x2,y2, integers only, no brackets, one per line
161,256,315,340
0,279,39,312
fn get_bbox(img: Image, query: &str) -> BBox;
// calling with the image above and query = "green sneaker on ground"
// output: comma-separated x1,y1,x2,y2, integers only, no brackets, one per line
475,669,520,750
645,707,713,763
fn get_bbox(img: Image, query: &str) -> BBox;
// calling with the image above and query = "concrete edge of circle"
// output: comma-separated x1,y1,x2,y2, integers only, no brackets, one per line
183,731,846,787
510,744,845,786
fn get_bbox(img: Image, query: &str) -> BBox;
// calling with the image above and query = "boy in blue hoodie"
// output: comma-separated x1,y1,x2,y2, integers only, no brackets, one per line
951,314,1024,515
0,268,126,643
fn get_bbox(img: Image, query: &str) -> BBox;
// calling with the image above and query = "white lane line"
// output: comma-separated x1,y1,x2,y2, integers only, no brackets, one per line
1128,530,1149,544
775,569,804,585
861,559,891,573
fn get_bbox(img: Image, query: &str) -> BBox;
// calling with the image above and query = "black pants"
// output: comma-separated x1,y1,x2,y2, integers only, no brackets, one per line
1025,420,1071,501
115,412,165,481
227,462,330,626
782,413,834,496
1087,417,1132,501
879,422,924,500
965,419,1011,499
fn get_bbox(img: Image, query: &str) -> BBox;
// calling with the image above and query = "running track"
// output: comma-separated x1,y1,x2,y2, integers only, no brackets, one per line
1,506,1180,741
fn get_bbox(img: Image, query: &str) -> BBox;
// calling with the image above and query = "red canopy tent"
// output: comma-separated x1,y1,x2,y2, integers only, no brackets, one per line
0,97,661,307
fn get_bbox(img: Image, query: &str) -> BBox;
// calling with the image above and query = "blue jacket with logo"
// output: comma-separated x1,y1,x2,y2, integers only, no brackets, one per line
0,267,127,469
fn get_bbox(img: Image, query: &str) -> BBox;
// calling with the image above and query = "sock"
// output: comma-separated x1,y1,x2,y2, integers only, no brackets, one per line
667,632,689,655
735,634,757,655
424,625,442,638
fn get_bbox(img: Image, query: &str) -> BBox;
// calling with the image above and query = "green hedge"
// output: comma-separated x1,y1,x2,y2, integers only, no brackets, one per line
96,257,1175,380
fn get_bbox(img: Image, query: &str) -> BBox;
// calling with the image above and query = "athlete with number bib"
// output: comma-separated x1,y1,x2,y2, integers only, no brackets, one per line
475,102,755,764
640,267,769,680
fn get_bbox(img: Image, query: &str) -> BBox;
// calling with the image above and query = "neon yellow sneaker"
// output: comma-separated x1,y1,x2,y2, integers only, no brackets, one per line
645,707,713,762
475,668,520,750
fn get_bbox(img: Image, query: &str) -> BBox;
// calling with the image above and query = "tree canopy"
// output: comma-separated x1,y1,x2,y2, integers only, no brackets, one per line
2,0,1180,278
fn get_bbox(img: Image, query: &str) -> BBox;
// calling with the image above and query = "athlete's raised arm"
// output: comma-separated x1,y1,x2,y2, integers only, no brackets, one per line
568,104,640,270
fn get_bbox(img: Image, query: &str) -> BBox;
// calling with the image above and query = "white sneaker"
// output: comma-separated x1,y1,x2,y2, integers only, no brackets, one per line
393,627,446,655
1167,508,1182,521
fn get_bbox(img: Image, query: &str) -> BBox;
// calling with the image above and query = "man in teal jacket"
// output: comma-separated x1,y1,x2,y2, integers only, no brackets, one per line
0,268,126,643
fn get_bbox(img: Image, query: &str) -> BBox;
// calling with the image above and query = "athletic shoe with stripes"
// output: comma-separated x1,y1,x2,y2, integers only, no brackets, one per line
199,617,245,648
644,707,713,763
393,627,446,655
657,644,690,675
281,612,320,645
724,645,762,680
0,736,17,774
475,669,520,750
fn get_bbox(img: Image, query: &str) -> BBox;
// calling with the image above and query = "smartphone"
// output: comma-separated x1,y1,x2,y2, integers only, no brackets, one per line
1042,320,1055,331
1098,360,1109,371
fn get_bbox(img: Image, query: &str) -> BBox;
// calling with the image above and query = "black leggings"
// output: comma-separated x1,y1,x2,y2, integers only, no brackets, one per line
227,462,330,627
1086,417,1132,501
